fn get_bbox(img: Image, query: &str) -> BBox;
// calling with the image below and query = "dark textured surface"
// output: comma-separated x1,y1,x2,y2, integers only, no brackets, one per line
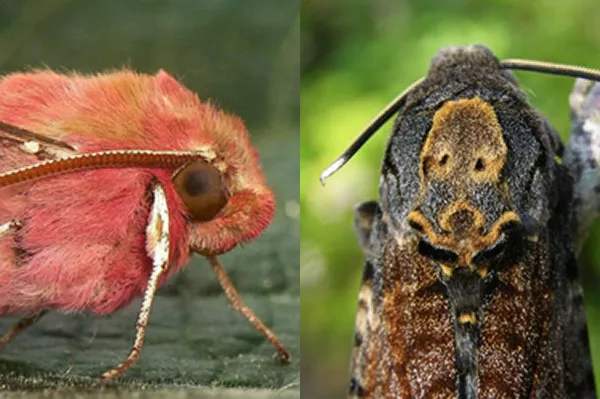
0,0,299,396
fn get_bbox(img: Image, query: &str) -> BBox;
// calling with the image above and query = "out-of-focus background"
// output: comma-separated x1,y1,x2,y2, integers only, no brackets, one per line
0,1,299,397
301,1,600,398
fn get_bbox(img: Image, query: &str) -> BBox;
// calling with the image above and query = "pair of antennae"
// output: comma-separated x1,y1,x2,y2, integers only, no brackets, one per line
319,59,600,184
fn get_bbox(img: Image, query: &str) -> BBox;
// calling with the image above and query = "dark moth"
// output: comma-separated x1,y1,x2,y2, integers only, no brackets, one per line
344,45,598,398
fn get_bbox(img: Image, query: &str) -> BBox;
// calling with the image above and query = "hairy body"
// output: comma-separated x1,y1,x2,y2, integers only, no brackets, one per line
0,69,286,378
348,46,596,398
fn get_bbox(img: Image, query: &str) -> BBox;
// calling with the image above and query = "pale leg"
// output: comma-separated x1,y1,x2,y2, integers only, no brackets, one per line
101,183,170,381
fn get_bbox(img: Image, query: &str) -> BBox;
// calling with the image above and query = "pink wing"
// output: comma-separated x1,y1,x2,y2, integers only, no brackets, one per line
0,72,191,316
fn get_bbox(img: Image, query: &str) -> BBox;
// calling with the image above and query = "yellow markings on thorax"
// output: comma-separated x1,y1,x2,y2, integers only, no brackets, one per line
440,263,454,277
410,98,517,274
420,97,507,188
458,312,477,325
409,207,520,270
478,266,488,279
438,200,486,239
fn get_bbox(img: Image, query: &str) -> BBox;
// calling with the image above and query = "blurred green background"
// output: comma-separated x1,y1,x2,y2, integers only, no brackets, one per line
0,1,299,397
301,1,600,398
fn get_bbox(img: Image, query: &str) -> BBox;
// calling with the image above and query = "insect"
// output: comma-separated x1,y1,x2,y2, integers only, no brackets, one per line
321,45,600,398
0,69,290,380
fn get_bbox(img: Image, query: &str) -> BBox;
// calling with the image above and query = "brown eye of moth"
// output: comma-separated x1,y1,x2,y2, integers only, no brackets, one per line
172,160,227,221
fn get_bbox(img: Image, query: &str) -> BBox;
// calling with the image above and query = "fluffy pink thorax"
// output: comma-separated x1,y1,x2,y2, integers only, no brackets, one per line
0,69,274,315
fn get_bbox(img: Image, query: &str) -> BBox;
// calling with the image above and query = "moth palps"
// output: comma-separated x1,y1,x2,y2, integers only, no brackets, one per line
321,45,600,398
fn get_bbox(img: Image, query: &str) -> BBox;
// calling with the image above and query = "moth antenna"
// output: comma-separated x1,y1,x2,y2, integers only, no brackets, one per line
0,120,76,151
501,59,600,81
319,78,424,185
0,150,200,188
321,59,600,184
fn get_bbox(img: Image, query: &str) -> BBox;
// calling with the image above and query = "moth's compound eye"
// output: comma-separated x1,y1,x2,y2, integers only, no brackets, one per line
172,160,227,221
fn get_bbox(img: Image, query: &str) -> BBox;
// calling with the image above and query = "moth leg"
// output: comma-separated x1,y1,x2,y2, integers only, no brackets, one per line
353,200,379,255
0,310,48,348
205,255,290,363
564,79,600,244
0,220,33,341
349,202,379,398
100,183,171,381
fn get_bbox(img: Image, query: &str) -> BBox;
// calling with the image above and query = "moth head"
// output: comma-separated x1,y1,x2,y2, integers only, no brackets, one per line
169,146,275,257
320,45,600,184
0,70,276,257
151,71,275,256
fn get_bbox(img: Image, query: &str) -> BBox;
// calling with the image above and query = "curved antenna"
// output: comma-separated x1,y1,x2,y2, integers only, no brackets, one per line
0,120,77,151
501,59,600,81
319,78,424,185
0,149,200,188
319,58,600,184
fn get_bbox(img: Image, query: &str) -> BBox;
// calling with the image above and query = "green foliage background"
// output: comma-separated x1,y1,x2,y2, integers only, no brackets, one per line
301,1,600,397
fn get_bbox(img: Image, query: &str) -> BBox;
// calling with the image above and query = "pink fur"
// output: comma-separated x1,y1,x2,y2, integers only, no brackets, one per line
0,69,274,316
